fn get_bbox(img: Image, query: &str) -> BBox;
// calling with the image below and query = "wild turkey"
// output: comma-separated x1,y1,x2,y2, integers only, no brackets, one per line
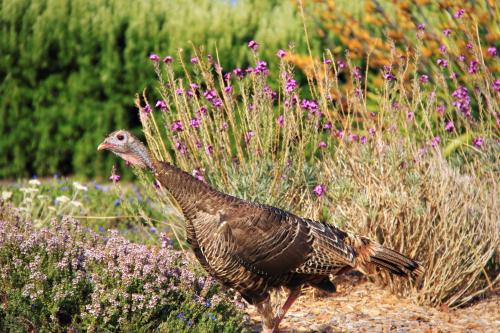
98,130,423,333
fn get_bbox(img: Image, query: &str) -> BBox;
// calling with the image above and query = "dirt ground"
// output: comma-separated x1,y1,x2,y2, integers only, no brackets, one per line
247,277,499,333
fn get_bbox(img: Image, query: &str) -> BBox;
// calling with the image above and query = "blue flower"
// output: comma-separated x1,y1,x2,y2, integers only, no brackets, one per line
210,314,216,321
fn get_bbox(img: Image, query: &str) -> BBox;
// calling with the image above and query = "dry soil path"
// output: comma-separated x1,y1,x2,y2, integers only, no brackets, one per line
247,278,499,332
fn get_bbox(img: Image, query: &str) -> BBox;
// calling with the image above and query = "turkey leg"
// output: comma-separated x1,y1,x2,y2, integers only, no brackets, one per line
273,287,302,330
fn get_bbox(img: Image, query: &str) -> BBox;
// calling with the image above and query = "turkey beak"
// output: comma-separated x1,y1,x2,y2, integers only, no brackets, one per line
97,139,113,151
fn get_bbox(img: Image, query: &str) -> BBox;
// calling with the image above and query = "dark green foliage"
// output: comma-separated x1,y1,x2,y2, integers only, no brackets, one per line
0,0,306,178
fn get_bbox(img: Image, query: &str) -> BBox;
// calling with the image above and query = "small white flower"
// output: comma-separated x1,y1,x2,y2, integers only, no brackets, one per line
20,188,39,194
37,195,50,201
70,200,83,207
72,182,88,192
29,179,41,186
55,195,70,204
1,191,12,200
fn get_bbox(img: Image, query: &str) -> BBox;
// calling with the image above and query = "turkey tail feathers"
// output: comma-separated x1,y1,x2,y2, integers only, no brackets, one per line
355,239,424,278
370,246,423,277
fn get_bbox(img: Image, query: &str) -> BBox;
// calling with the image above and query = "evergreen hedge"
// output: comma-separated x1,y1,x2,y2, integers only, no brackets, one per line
0,0,306,178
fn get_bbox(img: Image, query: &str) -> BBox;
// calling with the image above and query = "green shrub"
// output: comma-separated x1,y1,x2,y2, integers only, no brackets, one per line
0,0,307,179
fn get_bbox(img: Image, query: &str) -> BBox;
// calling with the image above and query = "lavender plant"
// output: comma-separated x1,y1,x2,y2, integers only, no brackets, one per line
134,26,498,308
0,201,247,332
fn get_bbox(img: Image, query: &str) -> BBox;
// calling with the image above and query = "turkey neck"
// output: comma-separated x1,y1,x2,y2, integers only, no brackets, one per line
151,160,212,220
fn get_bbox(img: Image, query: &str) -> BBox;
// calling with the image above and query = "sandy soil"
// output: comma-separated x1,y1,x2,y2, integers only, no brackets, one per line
247,277,499,333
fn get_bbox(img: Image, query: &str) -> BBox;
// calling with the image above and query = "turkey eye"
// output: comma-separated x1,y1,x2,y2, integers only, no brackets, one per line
117,134,124,141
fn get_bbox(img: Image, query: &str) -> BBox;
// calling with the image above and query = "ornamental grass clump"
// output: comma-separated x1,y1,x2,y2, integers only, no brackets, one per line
134,22,498,308
0,201,246,332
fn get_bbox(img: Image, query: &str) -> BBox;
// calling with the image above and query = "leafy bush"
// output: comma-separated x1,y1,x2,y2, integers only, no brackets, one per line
0,202,247,332
132,24,498,308
0,0,306,179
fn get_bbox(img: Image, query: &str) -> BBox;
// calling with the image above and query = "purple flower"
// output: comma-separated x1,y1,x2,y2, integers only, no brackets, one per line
318,141,327,149
437,59,448,68
149,53,160,61
336,60,346,70
493,79,500,92
247,40,259,51
277,115,284,127
368,127,376,136
264,86,277,100
466,42,473,49
174,139,187,155
407,111,414,121
203,90,217,101
383,71,395,81
445,120,455,132
205,145,213,156
420,74,429,83
323,121,332,130
197,106,208,117
223,72,231,82
244,130,254,144
454,8,465,19
212,98,223,109
189,118,201,129
458,54,465,62
468,59,479,74
353,66,362,80
190,56,199,64
155,100,168,111
171,120,183,132
472,137,484,148
436,104,445,114
452,86,471,117
313,184,326,197
323,59,332,65
163,56,173,64
285,78,298,94
360,136,367,144
439,44,447,54
443,28,451,37
190,83,199,90
109,165,120,183
221,122,228,130
175,88,184,95
224,86,233,94
348,133,359,142
192,168,206,183
417,23,425,30
449,72,457,79
276,49,286,58
255,60,268,75
233,68,245,78
429,136,441,148
487,47,497,57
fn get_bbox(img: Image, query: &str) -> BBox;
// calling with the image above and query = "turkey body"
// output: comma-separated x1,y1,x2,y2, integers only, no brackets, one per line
152,160,420,307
